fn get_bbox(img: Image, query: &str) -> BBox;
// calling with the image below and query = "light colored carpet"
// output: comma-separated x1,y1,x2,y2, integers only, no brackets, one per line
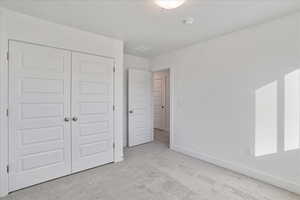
154,129,169,146
1,141,300,200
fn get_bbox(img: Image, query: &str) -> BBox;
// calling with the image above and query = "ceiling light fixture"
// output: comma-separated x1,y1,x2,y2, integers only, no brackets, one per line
155,0,186,10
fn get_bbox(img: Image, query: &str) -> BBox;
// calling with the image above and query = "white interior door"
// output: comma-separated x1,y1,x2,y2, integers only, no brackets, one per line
9,41,72,191
128,69,153,147
71,52,114,173
153,73,166,130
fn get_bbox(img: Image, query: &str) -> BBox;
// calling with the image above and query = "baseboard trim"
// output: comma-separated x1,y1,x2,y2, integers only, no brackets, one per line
172,145,300,195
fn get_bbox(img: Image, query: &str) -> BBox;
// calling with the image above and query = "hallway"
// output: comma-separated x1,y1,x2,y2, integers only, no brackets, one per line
154,129,169,146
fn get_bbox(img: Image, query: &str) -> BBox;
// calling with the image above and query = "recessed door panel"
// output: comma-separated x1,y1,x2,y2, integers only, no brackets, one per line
71,52,114,173
9,41,72,191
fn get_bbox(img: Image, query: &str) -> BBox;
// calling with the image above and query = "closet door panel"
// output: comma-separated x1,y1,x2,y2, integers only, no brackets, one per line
71,52,114,173
8,41,72,191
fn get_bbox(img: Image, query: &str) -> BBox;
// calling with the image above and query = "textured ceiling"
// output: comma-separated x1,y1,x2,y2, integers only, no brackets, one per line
0,0,299,57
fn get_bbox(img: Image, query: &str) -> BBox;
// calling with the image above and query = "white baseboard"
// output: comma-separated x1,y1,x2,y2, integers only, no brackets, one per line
172,145,300,195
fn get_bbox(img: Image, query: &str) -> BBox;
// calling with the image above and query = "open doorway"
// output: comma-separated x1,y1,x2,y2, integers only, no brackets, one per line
127,68,172,148
153,69,170,147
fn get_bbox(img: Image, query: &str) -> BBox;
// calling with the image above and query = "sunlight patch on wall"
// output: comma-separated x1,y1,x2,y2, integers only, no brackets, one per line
255,81,277,157
284,70,300,151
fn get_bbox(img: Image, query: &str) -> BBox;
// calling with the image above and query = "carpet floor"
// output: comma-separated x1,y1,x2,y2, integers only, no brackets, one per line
1,140,299,200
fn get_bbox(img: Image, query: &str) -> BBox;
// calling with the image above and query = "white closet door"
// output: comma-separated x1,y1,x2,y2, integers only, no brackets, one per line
128,69,153,147
71,52,114,173
9,41,72,191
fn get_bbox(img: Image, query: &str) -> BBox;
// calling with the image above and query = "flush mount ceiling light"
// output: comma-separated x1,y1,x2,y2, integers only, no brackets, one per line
155,0,186,10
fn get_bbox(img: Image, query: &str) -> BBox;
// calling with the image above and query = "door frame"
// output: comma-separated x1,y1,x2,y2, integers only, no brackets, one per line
0,39,121,196
152,67,174,149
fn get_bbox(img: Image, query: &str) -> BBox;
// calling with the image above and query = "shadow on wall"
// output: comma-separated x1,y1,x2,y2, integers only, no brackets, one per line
255,69,300,157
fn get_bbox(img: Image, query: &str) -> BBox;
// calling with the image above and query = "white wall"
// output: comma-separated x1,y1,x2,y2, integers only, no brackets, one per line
151,12,300,194
0,8,123,196
123,54,150,146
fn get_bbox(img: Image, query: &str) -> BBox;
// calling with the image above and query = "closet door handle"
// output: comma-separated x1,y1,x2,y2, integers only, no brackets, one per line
72,117,78,122
64,117,70,122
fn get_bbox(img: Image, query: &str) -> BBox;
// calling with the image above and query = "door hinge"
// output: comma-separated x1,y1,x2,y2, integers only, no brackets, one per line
6,109,8,117
113,143,115,149
113,105,115,111
6,51,9,62
6,165,9,174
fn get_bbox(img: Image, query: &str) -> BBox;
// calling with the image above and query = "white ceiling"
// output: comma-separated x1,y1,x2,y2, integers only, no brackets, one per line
0,0,299,57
